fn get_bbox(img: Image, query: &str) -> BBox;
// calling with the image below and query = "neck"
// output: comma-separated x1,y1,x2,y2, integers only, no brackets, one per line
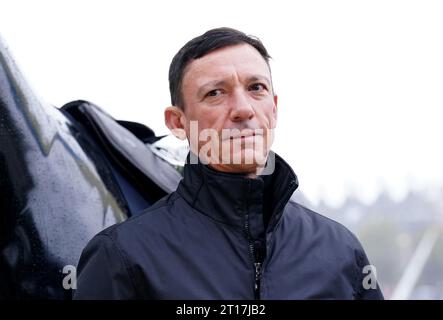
205,156,269,179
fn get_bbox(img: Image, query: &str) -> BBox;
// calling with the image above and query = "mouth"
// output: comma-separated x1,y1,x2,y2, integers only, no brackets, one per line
224,129,263,141
230,133,254,141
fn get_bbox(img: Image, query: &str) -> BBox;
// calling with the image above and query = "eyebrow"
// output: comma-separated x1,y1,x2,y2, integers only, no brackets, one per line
197,74,272,98
197,80,229,98
247,75,271,87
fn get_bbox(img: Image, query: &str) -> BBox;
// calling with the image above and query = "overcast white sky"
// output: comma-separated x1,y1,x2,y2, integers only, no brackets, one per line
1,0,442,206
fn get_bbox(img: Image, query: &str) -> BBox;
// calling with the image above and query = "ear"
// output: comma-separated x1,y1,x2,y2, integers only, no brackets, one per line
164,106,187,140
272,94,278,126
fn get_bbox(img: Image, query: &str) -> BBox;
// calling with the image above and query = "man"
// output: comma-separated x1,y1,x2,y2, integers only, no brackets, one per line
74,27,384,299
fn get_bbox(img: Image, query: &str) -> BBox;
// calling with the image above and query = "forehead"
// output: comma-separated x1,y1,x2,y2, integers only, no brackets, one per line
182,44,271,88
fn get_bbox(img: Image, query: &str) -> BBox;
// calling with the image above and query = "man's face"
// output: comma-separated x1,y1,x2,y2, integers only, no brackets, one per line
179,44,277,174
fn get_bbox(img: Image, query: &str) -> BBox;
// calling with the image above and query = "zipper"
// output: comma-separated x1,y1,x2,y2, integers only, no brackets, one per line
244,213,263,300
254,262,262,298
244,180,265,300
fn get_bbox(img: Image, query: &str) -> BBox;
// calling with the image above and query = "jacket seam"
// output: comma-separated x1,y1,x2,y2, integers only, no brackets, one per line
101,234,141,297
288,201,351,233
353,250,366,299
191,175,205,208
261,214,281,298
121,194,176,224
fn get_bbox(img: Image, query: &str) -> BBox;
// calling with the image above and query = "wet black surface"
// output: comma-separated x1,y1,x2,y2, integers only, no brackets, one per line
0,37,180,299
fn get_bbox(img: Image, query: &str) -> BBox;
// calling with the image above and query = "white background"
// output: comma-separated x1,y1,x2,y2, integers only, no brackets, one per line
1,0,442,206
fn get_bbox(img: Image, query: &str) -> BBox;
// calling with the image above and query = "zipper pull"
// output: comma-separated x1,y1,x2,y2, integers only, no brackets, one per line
254,262,262,291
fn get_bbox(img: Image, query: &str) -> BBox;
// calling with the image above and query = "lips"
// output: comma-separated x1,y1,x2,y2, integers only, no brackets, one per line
229,133,254,140
223,129,263,141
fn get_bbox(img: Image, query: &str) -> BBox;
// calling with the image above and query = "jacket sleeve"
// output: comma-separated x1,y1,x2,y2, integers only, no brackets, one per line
354,246,385,300
73,234,138,299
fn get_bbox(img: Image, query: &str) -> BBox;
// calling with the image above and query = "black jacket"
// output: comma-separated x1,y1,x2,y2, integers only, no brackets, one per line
74,152,384,299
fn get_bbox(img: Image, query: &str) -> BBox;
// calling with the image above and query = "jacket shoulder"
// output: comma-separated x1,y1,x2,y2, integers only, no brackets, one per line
285,200,364,251
97,192,179,238
285,200,384,299
74,193,180,299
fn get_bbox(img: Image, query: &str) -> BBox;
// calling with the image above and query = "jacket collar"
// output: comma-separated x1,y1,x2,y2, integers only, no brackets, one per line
176,151,299,236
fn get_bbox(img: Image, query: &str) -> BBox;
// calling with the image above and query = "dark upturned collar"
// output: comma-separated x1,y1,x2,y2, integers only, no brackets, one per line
176,151,299,236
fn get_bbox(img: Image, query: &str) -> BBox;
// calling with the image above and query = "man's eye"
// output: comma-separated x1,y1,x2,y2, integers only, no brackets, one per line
206,89,222,97
249,83,267,92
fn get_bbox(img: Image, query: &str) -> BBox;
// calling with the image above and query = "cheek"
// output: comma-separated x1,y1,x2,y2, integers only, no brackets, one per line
195,108,228,131
269,110,277,128
257,101,277,128
185,106,211,129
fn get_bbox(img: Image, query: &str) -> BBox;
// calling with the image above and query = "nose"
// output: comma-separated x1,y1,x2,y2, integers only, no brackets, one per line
229,90,254,122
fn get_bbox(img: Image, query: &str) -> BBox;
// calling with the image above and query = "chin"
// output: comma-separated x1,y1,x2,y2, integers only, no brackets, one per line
211,163,258,175
229,149,268,167
210,150,265,174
